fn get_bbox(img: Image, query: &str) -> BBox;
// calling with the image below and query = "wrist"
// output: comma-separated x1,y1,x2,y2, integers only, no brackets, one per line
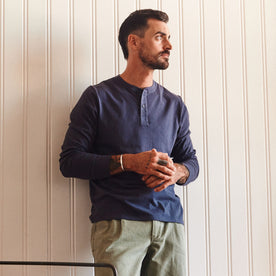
120,154,125,171
174,163,189,184
122,153,133,171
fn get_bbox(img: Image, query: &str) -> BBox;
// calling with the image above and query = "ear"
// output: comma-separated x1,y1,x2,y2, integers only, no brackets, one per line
128,34,140,49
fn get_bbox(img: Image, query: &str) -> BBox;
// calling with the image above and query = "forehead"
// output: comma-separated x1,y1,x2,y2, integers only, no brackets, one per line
144,19,170,36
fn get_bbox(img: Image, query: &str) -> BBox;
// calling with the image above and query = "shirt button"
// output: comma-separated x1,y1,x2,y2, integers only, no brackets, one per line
142,104,146,109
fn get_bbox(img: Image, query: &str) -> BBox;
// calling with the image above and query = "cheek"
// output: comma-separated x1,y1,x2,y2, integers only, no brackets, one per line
146,44,160,56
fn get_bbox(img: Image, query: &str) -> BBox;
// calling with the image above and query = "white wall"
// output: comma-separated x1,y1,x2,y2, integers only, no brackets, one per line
0,0,275,275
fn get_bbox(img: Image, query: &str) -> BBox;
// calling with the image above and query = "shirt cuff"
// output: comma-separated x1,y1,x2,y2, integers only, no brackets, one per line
177,161,198,186
91,154,111,179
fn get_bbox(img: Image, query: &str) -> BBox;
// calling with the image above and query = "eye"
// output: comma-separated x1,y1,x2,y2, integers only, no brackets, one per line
155,35,163,41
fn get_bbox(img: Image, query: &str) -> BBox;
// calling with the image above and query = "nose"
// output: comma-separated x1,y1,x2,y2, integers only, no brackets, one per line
164,38,172,50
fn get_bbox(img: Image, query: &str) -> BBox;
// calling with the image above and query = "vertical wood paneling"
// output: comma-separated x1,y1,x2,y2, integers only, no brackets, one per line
260,1,274,275
113,0,119,76
0,0,4,275
2,0,24,275
68,1,76,275
0,1,275,276
198,0,211,275
96,0,115,83
46,0,52,273
240,0,254,274
27,1,48,276
178,0,185,100
73,1,94,275
265,0,276,274
219,0,232,273
224,0,250,275
22,1,28,275
244,0,270,275
139,0,157,9
50,0,71,275
182,0,207,274
91,0,97,84
204,0,229,274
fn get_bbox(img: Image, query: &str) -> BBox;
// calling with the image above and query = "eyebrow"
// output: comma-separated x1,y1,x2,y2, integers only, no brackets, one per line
154,31,171,39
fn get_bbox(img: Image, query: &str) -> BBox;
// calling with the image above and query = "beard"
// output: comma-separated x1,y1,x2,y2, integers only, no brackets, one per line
138,48,170,70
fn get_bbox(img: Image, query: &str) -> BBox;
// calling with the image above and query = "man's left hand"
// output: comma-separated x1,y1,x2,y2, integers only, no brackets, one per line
142,163,189,192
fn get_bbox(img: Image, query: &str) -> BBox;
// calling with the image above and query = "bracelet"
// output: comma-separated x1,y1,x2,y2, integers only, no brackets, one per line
120,154,125,171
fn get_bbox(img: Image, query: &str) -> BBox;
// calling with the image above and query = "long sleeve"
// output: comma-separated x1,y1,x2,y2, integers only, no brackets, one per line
171,97,199,185
59,86,111,180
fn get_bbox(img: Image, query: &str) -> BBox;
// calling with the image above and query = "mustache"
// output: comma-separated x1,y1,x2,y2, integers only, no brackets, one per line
159,50,170,56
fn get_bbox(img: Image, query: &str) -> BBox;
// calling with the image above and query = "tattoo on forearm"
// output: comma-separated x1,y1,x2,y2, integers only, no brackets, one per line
177,175,188,184
145,152,152,169
176,164,190,184
110,155,121,173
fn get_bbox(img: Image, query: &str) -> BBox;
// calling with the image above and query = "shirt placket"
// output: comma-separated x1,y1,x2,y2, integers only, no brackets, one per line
140,89,149,127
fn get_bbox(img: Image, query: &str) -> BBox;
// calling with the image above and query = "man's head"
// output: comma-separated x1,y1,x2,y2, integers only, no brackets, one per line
118,9,169,60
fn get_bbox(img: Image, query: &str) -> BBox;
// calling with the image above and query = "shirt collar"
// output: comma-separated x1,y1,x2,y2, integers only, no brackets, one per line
116,75,157,94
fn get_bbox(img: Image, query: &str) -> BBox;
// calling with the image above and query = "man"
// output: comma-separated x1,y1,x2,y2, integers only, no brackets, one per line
60,9,199,276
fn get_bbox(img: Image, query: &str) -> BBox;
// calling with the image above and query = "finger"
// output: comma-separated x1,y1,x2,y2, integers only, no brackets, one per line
151,148,158,158
154,181,171,192
142,174,152,182
145,175,163,186
146,178,164,188
156,152,172,163
157,157,175,171
149,169,173,180
150,150,174,168
154,164,176,176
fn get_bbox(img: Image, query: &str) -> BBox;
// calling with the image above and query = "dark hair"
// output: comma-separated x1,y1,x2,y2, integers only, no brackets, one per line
118,9,169,59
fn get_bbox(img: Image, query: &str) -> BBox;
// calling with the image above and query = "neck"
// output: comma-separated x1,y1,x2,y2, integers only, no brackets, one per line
120,61,154,89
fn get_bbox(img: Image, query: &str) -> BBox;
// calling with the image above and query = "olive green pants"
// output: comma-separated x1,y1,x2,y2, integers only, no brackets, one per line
91,219,186,276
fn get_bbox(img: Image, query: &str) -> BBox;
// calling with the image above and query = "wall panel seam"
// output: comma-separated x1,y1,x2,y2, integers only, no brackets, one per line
157,0,163,85
178,0,189,274
219,0,233,274
22,0,28,273
136,0,140,10
68,0,76,273
114,0,119,76
0,0,4,275
260,0,273,275
240,0,253,274
46,0,52,273
199,0,211,275
90,0,92,84
178,0,185,101
91,0,97,84
115,0,119,75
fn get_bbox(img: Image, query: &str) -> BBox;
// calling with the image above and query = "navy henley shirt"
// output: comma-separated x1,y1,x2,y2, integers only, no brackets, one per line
59,75,199,224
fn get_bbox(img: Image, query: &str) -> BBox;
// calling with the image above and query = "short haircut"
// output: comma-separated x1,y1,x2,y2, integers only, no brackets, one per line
118,9,169,59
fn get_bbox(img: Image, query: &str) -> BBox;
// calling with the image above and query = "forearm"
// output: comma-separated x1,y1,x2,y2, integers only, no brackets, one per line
180,157,199,185
59,149,110,180
60,146,178,181
174,163,190,184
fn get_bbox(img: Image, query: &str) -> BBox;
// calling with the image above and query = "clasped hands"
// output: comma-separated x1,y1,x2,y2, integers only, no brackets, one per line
131,148,179,192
